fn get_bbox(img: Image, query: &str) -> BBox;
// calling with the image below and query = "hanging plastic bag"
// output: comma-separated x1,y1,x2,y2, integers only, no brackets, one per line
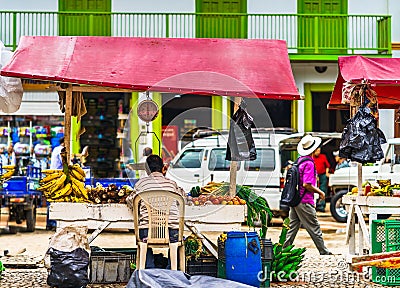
226,100,256,161
0,41,23,113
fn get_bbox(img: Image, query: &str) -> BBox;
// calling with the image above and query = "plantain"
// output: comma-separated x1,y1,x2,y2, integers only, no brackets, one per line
71,164,85,177
69,168,85,181
2,165,15,170
40,172,64,184
47,174,67,195
71,178,89,200
51,182,72,199
1,170,14,179
37,179,59,191
42,169,63,175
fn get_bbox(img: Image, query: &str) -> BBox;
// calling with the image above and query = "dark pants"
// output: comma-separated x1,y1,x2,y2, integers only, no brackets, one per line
317,174,328,211
139,228,179,269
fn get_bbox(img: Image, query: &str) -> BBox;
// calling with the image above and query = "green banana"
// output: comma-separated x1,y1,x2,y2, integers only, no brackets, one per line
282,244,294,253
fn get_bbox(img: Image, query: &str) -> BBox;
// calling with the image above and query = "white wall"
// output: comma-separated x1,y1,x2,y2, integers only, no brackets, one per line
112,0,194,13
0,0,57,11
247,0,296,13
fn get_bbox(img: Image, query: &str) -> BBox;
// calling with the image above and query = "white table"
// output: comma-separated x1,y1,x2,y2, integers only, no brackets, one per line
49,203,246,243
342,195,400,258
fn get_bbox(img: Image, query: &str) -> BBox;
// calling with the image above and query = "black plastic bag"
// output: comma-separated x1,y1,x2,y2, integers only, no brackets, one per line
339,105,386,163
226,101,256,161
47,247,89,288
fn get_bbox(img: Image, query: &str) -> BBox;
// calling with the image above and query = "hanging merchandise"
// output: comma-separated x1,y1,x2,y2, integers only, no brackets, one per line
226,99,257,161
339,104,386,163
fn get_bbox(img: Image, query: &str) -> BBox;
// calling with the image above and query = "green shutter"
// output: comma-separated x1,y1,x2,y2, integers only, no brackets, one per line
298,0,347,54
58,0,111,36
196,0,247,38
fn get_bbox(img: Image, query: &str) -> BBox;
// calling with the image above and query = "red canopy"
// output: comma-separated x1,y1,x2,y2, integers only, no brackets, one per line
329,56,400,109
0,36,300,99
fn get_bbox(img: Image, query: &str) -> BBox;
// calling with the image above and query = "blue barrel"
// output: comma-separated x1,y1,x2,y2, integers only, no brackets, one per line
225,231,262,287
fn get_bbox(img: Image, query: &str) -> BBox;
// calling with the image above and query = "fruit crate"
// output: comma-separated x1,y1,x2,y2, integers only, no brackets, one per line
371,220,400,286
186,256,218,277
90,249,136,284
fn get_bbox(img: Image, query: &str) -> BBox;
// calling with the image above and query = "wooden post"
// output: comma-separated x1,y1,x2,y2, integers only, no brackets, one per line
349,105,363,195
229,97,242,197
64,85,73,164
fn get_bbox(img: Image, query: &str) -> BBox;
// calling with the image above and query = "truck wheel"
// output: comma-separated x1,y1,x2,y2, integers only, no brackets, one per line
330,190,348,223
25,207,36,232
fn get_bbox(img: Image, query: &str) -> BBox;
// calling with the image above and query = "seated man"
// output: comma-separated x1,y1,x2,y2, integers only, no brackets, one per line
126,154,185,268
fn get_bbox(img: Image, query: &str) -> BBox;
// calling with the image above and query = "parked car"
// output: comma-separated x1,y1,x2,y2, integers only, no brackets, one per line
328,138,400,223
166,129,341,217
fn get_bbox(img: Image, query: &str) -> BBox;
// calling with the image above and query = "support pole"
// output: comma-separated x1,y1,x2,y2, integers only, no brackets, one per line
64,85,73,165
229,97,242,197
350,105,363,196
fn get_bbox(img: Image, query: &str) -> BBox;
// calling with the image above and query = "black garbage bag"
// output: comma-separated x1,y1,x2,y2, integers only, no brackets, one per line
226,100,256,161
47,247,89,288
339,105,386,163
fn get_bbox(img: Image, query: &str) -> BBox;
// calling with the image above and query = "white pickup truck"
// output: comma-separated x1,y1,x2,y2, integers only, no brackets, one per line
328,138,400,222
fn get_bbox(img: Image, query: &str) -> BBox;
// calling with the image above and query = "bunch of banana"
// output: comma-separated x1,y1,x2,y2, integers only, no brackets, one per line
0,165,16,181
271,218,306,282
38,170,70,200
39,164,90,203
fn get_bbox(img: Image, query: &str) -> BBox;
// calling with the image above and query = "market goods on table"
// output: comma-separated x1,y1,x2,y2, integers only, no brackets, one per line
86,183,133,204
271,218,306,282
346,179,400,197
0,165,15,181
188,182,272,238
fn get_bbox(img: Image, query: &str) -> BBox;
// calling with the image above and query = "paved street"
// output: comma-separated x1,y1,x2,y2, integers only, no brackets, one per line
0,206,387,287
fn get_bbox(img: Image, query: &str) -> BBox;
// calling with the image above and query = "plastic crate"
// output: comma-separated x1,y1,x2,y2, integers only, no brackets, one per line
186,256,218,277
217,238,226,279
371,220,400,286
90,251,132,284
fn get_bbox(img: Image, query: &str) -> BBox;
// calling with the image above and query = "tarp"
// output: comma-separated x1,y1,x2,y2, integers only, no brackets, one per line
0,36,300,100
329,56,400,109
127,268,256,288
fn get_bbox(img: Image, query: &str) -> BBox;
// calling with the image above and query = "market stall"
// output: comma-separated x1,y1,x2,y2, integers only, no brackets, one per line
0,36,300,233
328,55,400,258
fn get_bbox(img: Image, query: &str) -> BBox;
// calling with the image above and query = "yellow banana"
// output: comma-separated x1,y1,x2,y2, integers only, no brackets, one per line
1,170,14,179
37,179,59,192
48,174,67,194
51,182,72,199
71,164,85,177
2,165,15,170
69,169,85,182
42,169,63,175
40,172,64,184
71,179,88,200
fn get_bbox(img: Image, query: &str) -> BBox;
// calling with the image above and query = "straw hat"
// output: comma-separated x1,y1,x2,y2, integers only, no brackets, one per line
297,135,322,156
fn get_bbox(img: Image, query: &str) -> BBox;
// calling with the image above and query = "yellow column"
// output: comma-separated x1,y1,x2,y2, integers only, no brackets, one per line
212,96,223,130
304,83,313,132
152,92,162,157
291,100,298,132
130,92,140,162
71,116,80,154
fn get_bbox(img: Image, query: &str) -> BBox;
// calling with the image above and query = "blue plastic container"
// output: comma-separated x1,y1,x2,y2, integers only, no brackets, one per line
225,231,262,287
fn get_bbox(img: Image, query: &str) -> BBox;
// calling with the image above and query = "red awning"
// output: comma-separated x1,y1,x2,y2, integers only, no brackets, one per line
329,56,400,109
0,36,300,100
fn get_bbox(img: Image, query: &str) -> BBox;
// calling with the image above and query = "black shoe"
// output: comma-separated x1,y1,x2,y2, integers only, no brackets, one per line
320,251,333,255
316,207,326,212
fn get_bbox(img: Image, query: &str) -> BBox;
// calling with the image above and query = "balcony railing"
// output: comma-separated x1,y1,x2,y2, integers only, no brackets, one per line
0,11,391,58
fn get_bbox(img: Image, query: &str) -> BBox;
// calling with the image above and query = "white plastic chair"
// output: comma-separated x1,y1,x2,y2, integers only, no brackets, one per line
132,190,185,271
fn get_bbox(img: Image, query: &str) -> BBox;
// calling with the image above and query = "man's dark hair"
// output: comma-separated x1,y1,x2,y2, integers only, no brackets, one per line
146,155,163,173
59,137,65,145
143,147,153,156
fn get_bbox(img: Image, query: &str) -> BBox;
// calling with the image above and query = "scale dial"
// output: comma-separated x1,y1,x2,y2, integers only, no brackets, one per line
137,100,159,122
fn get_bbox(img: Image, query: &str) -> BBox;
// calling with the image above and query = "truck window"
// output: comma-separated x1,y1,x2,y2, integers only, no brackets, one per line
208,148,239,171
244,148,275,171
172,149,204,168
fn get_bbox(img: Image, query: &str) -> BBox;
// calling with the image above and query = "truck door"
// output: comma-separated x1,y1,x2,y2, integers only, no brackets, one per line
166,148,205,192
239,148,278,190
205,148,238,184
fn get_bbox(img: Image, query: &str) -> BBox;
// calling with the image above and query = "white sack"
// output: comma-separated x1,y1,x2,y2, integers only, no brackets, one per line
0,41,23,113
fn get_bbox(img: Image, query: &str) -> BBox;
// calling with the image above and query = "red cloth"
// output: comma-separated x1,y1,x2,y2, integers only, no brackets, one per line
1,36,300,99
312,154,330,175
329,56,400,110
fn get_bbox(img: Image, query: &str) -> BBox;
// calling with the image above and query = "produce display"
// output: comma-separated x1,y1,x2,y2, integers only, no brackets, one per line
0,165,15,182
38,164,89,202
86,183,133,204
346,180,400,197
272,218,306,282
184,234,209,261
188,182,272,238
